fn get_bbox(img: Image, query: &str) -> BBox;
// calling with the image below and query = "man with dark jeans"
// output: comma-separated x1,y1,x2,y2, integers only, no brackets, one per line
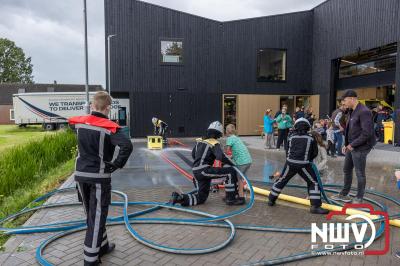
331,90,376,204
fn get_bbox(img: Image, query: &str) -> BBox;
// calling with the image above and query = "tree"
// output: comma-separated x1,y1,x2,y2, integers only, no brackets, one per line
0,38,34,83
165,42,183,56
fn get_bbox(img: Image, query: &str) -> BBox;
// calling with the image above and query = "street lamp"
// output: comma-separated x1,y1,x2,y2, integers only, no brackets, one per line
83,0,90,114
107,34,116,95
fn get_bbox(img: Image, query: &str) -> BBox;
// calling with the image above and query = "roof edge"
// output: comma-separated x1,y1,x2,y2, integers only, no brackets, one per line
136,0,328,23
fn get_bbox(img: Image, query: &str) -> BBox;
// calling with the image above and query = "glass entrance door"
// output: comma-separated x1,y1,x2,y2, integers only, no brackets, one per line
223,95,237,128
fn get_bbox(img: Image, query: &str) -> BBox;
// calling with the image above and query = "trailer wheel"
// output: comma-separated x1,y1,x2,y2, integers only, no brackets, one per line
44,123,55,131
58,123,68,130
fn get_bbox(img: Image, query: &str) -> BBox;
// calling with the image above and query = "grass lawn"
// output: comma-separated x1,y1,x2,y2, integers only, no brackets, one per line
0,158,75,249
0,125,55,153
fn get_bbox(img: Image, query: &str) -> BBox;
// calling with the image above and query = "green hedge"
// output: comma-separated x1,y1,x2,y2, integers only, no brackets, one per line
0,130,77,197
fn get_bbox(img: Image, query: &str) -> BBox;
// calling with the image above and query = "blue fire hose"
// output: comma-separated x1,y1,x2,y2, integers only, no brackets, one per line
1,164,397,266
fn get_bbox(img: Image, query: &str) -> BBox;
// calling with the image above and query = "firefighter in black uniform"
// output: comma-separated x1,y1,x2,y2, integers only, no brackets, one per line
170,121,245,206
152,117,168,145
69,92,133,266
267,118,329,214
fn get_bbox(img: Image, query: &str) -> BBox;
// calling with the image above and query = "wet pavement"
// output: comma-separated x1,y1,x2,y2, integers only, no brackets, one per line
1,137,400,265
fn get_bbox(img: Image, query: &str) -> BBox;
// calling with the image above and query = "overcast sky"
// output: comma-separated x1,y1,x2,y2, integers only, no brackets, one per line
0,0,326,87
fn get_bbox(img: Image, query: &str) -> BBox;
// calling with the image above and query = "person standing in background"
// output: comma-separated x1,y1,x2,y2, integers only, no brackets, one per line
375,104,390,142
311,131,328,175
263,109,275,149
331,102,347,156
295,106,305,120
275,107,292,151
326,121,336,158
275,104,289,118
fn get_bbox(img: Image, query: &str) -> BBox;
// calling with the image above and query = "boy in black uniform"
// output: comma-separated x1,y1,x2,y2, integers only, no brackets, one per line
69,92,133,265
170,121,245,206
268,118,329,214
152,117,168,145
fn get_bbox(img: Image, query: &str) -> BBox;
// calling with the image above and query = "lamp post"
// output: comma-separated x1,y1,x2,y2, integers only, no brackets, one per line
107,34,116,95
83,0,90,114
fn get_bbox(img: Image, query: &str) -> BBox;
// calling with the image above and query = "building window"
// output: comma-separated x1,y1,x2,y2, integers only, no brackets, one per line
339,43,397,79
161,39,183,64
257,49,286,82
10,109,15,121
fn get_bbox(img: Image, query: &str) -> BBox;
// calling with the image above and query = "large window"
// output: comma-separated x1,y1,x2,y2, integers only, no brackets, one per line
257,49,286,82
160,39,183,64
339,43,397,79
336,85,396,110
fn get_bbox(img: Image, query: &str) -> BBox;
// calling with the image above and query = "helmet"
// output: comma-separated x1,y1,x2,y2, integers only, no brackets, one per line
152,117,158,125
294,118,311,131
208,121,224,134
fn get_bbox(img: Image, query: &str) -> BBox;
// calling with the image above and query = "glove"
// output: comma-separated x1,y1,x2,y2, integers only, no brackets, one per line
213,160,222,168
105,161,119,173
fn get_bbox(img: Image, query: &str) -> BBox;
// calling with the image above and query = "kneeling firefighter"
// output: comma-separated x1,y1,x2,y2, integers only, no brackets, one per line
170,121,245,206
268,118,329,214
69,92,133,265
152,117,168,145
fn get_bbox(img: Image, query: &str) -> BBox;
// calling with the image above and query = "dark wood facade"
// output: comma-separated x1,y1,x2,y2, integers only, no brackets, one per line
105,0,400,137
312,0,400,113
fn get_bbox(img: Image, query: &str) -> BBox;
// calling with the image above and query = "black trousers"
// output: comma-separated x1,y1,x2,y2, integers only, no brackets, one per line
327,140,336,156
157,126,168,144
182,166,238,206
77,182,111,266
269,163,322,207
276,129,289,150
340,149,370,199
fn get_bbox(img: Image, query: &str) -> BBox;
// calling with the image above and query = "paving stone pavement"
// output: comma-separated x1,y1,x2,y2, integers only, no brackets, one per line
1,176,399,266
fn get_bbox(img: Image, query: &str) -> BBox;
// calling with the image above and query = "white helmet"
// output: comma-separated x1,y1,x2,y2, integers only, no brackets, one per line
208,121,224,134
294,117,311,130
152,117,158,125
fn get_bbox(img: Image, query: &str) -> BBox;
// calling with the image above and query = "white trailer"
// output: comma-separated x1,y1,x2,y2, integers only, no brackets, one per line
11,92,130,131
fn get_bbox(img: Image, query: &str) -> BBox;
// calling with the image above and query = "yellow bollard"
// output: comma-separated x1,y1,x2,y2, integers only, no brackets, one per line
250,186,400,227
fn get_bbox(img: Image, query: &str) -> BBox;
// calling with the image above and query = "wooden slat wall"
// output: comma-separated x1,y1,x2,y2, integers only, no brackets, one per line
236,94,280,135
310,95,320,120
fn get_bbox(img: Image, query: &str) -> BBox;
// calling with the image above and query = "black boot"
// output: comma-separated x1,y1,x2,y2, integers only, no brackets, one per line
310,206,329,214
100,243,115,257
225,197,246,205
169,192,184,205
267,199,275,206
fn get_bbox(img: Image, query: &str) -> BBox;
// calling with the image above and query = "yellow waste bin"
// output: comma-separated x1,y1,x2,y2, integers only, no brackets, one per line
147,136,163,150
383,121,394,144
